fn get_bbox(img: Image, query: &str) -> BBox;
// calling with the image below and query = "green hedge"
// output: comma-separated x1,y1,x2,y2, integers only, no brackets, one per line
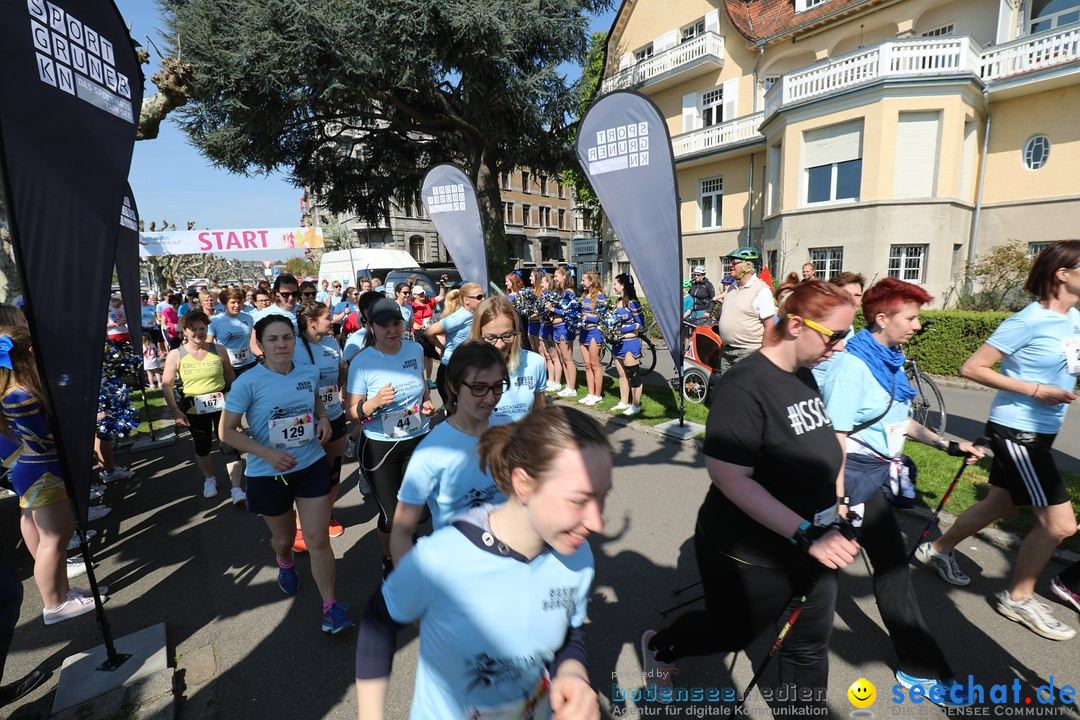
857,309,1011,377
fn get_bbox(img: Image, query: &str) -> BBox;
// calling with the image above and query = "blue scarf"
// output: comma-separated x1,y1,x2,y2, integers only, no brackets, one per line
844,328,916,403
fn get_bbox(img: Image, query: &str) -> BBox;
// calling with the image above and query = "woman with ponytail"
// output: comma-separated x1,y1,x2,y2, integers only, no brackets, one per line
610,273,645,415
356,405,611,720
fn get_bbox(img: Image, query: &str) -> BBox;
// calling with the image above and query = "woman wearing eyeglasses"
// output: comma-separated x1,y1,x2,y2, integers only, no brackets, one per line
817,277,982,705
345,297,435,579
389,341,509,565
469,297,546,425
425,281,485,406
642,281,859,715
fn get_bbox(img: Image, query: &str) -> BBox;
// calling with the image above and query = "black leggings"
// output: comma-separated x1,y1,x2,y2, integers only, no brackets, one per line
856,490,952,679
360,434,423,533
185,411,238,461
651,526,836,714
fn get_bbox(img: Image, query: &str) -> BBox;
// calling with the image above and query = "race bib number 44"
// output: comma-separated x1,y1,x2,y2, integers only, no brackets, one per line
382,405,422,438
269,413,315,448
193,392,225,415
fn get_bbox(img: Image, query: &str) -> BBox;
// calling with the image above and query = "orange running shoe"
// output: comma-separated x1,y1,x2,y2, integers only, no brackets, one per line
292,528,308,553
328,518,345,538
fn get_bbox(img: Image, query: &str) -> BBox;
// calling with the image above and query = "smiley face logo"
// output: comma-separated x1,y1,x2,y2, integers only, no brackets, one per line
848,678,876,708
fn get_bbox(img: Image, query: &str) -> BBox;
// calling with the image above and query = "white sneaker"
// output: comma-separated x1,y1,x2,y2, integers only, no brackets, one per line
622,405,641,416
557,387,577,398
86,505,111,522
587,395,604,405
996,590,1077,641
203,478,218,498
230,487,247,506
611,402,629,412
66,529,97,552
66,558,87,579
43,595,99,625
99,466,134,483
69,585,108,599
577,394,594,404
545,382,562,392
914,542,971,586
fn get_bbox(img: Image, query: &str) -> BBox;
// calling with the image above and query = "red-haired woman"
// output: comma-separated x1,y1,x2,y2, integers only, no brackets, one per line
642,280,860,715
921,241,1080,642
818,277,982,706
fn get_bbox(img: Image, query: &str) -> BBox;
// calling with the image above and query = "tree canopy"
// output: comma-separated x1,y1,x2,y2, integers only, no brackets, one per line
161,0,610,273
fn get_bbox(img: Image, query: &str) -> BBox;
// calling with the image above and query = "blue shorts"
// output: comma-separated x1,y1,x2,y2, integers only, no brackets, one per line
540,324,554,342
612,337,642,359
528,320,541,336
246,456,331,517
552,322,571,344
579,327,604,346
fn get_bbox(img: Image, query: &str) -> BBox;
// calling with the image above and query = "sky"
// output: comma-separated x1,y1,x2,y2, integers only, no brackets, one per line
115,1,617,233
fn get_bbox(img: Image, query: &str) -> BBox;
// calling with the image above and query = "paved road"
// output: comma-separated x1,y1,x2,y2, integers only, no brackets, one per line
3,401,1080,718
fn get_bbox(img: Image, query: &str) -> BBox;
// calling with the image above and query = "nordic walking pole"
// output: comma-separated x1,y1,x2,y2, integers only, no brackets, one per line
736,521,858,710
906,436,989,563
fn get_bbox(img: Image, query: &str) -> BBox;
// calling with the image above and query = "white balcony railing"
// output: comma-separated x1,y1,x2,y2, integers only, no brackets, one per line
765,37,982,117
671,112,765,159
981,23,1080,81
602,32,724,93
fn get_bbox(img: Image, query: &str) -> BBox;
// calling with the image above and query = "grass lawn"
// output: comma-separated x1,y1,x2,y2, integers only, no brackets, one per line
554,374,1080,554
126,387,169,438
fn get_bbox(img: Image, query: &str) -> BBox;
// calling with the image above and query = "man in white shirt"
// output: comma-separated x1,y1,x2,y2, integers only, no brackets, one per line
716,247,775,375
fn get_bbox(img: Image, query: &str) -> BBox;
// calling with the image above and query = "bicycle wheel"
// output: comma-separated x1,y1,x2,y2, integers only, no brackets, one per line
682,367,710,405
907,367,946,436
639,336,657,376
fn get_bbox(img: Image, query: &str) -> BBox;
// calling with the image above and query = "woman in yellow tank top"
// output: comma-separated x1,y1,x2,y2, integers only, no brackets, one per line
162,311,242,503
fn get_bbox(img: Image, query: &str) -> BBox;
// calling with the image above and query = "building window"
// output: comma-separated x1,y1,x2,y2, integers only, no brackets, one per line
809,247,844,278
409,235,425,263
634,44,654,62
1024,135,1051,170
702,88,723,127
686,257,705,277
1029,242,1052,258
539,176,548,196
582,209,593,232
1031,0,1080,33
806,160,861,204
540,206,552,227
501,172,511,189
796,0,828,11
764,75,779,92
804,121,863,205
557,181,564,199
888,245,927,283
521,170,530,193
921,24,955,36
542,240,563,262
558,208,566,229
700,177,723,229
504,202,515,224
681,19,706,43
522,204,532,226
618,262,632,276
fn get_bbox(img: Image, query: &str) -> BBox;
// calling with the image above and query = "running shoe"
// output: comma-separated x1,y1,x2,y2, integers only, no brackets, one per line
545,382,562,393
69,585,109,599
623,405,642,416
87,505,111,522
203,478,218,498
0,667,47,708
88,485,105,501
66,558,87,579
43,595,98,625
66,529,97,552
99,466,134,483
357,473,372,497
556,387,577,398
996,590,1076,640
328,518,345,538
914,542,970,586
640,630,677,700
894,671,973,708
293,528,308,553
321,602,355,634
611,402,629,412
381,555,394,581
1051,576,1080,614
230,487,247,506
277,564,300,595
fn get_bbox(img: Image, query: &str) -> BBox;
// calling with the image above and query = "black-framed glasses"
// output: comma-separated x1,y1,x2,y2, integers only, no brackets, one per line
482,331,517,345
466,293,486,301
460,379,510,397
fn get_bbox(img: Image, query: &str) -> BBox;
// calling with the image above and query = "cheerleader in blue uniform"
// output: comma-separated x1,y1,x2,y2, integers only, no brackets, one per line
551,266,578,398
610,273,645,416
578,270,606,406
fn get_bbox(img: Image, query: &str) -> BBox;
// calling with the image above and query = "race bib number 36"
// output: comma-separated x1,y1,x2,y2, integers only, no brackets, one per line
319,385,341,409
269,413,315,448
193,392,225,415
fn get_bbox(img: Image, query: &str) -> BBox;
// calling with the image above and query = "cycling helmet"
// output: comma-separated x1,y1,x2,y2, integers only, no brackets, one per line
691,265,706,275
726,246,761,264
682,280,692,289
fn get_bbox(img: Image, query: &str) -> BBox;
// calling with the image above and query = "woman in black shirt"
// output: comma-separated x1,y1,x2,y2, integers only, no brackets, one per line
643,280,860,714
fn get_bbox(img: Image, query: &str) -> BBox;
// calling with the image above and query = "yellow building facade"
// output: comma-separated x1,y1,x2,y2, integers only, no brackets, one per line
599,0,1080,303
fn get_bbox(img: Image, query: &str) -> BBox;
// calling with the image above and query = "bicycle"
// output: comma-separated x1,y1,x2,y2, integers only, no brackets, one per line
573,333,657,376
903,320,947,436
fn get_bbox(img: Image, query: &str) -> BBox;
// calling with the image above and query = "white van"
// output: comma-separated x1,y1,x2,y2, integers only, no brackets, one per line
317,248,420,289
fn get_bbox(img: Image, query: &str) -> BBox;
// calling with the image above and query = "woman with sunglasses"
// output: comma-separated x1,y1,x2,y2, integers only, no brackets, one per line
470,297,546,424
389,341,508,565
392,283,414,340
425,281,485,406
642,281,860,715
817,277,982,705
345,297,435,579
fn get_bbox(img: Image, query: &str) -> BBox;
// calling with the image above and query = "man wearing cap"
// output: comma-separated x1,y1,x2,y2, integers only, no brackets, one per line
716,247,775,375
687,266,715,320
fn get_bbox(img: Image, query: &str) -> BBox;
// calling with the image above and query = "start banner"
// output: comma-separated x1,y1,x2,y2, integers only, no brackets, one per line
139,226,324,256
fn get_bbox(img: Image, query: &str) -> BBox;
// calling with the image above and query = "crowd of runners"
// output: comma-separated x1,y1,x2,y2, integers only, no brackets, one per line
2,243,1080,715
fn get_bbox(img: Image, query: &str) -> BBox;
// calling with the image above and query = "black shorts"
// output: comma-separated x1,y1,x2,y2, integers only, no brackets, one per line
416,332,440,360
166,335,181,350
986,421,1068,507
233,362,257,377
245,456,332,517
143,326,164,343
329,414,347,443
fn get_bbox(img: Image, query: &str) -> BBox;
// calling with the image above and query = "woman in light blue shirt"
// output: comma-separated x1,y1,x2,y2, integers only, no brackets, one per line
220,314,353,635
425,281,485,406
469,297,546,425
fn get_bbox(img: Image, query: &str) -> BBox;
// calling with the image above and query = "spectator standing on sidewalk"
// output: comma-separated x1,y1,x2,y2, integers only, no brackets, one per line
716,247,775,376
